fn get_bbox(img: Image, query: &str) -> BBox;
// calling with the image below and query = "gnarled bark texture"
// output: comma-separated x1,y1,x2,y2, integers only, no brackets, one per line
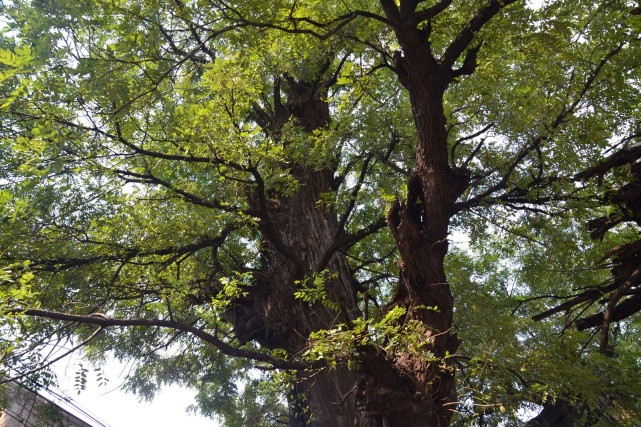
228,74,367,427
227,1,517,424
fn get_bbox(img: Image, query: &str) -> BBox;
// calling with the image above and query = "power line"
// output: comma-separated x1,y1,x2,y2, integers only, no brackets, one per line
30,381,113,427
2,379,112,427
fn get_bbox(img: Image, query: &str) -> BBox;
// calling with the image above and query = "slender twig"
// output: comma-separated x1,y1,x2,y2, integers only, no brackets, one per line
0,327,104,385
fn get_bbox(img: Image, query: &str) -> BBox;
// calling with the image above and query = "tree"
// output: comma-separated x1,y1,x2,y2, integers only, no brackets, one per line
1,0,641,426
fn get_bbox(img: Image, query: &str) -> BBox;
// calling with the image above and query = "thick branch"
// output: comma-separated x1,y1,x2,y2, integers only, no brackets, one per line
441,0,518,70
415,0,453,22
574,140,641,181
379,0,401,23
575,291,641,331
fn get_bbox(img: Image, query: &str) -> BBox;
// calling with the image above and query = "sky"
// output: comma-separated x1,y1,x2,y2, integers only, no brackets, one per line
47,355,219,427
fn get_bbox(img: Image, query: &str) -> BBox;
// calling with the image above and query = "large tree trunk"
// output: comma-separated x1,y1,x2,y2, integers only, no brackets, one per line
228,75,367,427
256,163,362,427
353,26,468,427
233,24,468,427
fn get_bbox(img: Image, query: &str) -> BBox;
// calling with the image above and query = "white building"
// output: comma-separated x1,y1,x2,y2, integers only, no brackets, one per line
0,381,107,427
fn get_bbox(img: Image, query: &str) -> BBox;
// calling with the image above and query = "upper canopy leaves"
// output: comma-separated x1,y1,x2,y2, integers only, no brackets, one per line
1,0,641,425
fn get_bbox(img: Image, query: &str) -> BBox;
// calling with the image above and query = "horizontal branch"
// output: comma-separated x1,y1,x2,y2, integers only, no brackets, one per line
22,227,236,272
574,140,641,181
8,308,315,370
532,282,619,322
576,292,641,331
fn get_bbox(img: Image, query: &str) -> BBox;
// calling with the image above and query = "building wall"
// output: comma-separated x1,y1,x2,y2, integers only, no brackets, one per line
0,382,94,427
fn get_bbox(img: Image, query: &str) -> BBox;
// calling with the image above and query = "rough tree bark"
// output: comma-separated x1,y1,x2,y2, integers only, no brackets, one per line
228,1,515,425
240,66,463,425
228,74,367,426
5,1,635,426
361,32,466,427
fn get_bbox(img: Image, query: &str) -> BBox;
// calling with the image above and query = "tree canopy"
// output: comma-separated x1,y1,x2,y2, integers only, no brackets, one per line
1,0,641,426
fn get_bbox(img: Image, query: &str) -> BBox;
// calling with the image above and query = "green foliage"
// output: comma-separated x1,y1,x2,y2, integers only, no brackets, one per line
294,271,340,311
1,0,641,425
212,272,254,310
305,306,440,369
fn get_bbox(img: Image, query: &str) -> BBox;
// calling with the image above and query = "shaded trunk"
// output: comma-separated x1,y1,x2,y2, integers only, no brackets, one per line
352,26,468,427
234,27,468,426
526,400,581,427
230,76,366,427
257,163,362,427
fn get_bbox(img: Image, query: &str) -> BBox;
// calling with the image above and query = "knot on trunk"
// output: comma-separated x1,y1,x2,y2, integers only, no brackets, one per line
387,199,425,256
387,174,427,258
355,373,425,423
393,50,411,89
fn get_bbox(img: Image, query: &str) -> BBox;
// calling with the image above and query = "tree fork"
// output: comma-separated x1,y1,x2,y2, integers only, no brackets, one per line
375,14,472,425
233,74,369,426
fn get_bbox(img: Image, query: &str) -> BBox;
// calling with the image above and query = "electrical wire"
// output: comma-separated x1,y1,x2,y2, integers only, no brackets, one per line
1,380,112,427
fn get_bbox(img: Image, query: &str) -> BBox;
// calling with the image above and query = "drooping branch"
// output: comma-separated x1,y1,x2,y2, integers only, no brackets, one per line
104,0,239,66
144,15,241,65
106,33,221,120
336,153,374,235
171,0,219,62
112,168,249,214
13,112,214,165
0,327,104,386
158,25,209,64
599,267,641,352
7,308,316,370
217,0,391,39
